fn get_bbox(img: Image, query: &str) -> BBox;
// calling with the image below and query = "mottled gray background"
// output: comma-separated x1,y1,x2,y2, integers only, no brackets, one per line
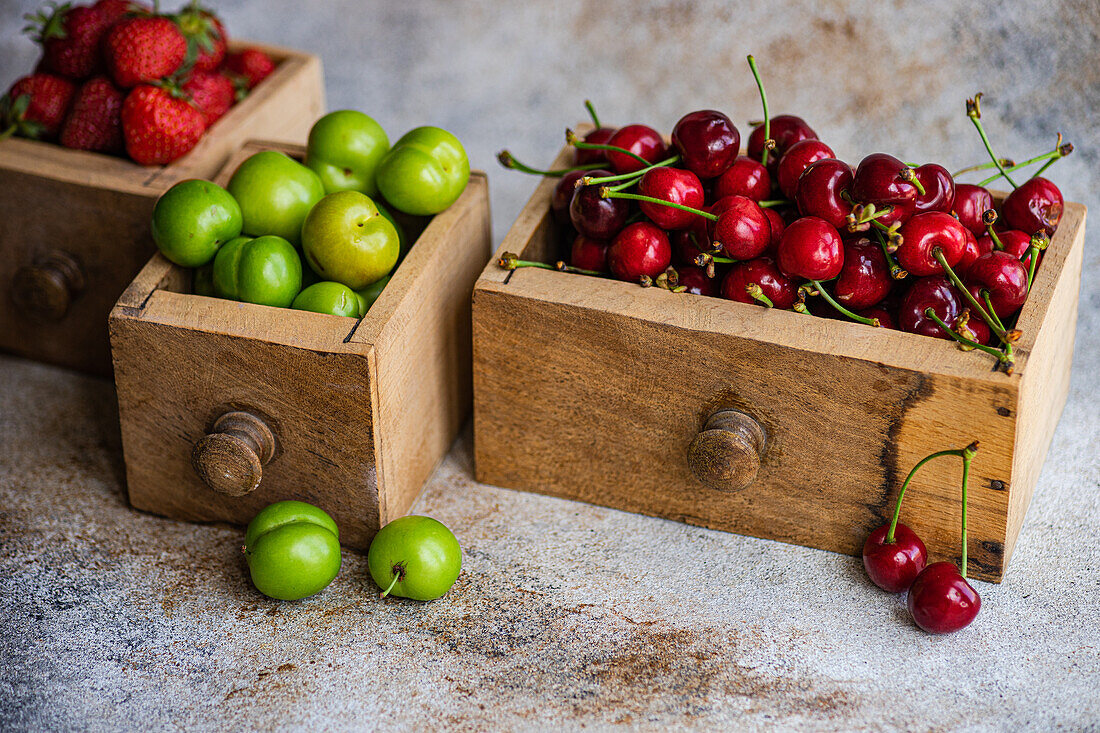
2,1,1099,730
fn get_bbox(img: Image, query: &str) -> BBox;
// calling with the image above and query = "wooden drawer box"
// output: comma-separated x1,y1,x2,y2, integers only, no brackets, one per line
109,141,492,548
472,145,1086,582
1,41,324,377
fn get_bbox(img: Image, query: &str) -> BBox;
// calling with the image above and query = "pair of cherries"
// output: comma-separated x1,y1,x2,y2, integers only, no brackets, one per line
862,442,982,634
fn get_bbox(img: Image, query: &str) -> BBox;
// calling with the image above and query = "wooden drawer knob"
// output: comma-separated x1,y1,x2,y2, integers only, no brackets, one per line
688,409,767,492
11,251,85,321
191,411,276,497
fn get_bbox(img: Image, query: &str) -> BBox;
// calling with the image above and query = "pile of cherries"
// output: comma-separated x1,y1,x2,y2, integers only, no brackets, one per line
498,58,1072,374
863,441,981,634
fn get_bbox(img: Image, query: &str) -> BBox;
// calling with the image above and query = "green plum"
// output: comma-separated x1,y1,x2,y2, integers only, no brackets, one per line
292,281,364,317
213,235,302,308
226,150,325,246
305,110,390,196
355,274,390,314
375,126,469,216
245,500,341,601
367,515,461,601
375,201,411,261
300,191,399,290
151,179,242,267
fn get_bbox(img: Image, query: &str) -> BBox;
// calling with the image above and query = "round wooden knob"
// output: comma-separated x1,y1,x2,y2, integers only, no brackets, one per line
688,409,767,493
11,251,85,321
191,411,276,497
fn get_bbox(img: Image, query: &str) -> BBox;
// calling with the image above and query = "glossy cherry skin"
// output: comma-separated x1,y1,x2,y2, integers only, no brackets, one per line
570,234,609,272
676,265,717,296
636,167,705,230
898,276,962,338
607,222,671,282
721,257,797,309
574,126,616,165
671,229,708,266
569,174,629,239
913,163,956,214
851,153,918,227
955,227,991,278
981,229,1040,271
605,124,667,175
710,196,772,260
552,170,588,225
795,158,853,229
862,522,928,593
835,237,892,309
907,561,981,634
895,211,969,277
714,155,772,201
747,114,818,174
959,315,991,345
857,306,895,329
952,183,995,236
776,216,843,281
777,139,836,199
1002,176,1063,235
671,109,740,179
965,250,1029,318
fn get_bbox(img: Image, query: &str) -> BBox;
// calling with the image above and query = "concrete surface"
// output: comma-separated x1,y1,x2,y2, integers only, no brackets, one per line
2,0,1100,730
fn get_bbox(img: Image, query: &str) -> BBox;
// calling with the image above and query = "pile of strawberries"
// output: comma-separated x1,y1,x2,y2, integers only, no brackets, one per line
1,0,277,165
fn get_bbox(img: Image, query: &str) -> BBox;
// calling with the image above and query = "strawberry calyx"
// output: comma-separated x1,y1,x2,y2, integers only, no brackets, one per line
0,93,48,140
22,2,74,44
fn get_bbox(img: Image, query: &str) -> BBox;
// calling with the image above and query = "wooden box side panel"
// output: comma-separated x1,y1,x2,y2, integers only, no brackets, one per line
1005,203,1087,567
472,285,1016,581
371,175,493,522
109,313,381,549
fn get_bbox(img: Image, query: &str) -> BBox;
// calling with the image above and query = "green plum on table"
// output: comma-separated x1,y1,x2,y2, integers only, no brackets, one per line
368,515,461,601
227,150,325,246
151,179,242,267
301,191,399,290
375,126,469,216
212,235,302,308
305,110,390,196
292,281,365,317
245,500,341,601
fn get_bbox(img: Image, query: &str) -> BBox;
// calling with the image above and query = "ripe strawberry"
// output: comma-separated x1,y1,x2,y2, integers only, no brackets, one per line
94,0,149,24
0,73,76,140
104,15,187,88
23,2,111,80
121,84,204,165
175,3,227,74
182,70,234,128
224,48,275,89
59,75,124,152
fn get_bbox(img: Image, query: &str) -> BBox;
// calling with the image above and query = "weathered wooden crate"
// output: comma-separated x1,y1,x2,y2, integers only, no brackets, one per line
109,141,491,548
472,143,1086,582
0,41,325,376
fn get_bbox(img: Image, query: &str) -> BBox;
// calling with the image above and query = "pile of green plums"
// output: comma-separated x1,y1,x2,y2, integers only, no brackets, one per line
244,500,462,603
151,111,470,316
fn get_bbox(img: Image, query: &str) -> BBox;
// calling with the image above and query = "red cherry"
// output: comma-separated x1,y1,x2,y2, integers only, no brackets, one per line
776,216,844,281
711,195,772,260
795,158,853,229
671,110,740,179
912,163,956,214
636,167,705,230
574,127,616,165
676,265,717,296
862,522,928,593
747,114,817,173
1002,176,1063,235
851,153,919,227
952,183,995,236
721,257,797,309
714,155,771,201
898,276,963,338
857,306,895,329
606,124,667,174
671,229,708,267
955,227,991,278
895,211,969,277
907,561,981,634
834,237,892,310
607,222,671,281
982,229,1041,271
777,139,835,199
965,251,1028,318
570,234,609,272
552,170,588,225
569,175,629,239
960,315,991,345
762,207,785,255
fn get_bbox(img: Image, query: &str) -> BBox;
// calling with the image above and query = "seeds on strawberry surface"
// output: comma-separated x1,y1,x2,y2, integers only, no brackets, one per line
120,84,204,165
104,15,188,88
224,48,276,89
60,75,125,153
1,73,76,140
23,2,112,80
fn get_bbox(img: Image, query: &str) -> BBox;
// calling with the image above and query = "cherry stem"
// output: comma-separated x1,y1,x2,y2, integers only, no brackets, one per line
497,252,602,276
981,290,1007,333
601,189,716,220
900,168,926,196
806,281,880,326
497,150,603,177
975,141,1073,187
566,129,650,166
746,283,773,307
960,442,979,579
747,54,771,167
967,93,1018,189
925,308,1014,368
986,225,1005,251
757,199,787,208
584,99,601,129
952,158,1015,177
1030,157,1058,180
379,572,400,599
1026,249,1040,291
873,228,908,279
886,448,966,544
932,247,1015,347
579,155,681,186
